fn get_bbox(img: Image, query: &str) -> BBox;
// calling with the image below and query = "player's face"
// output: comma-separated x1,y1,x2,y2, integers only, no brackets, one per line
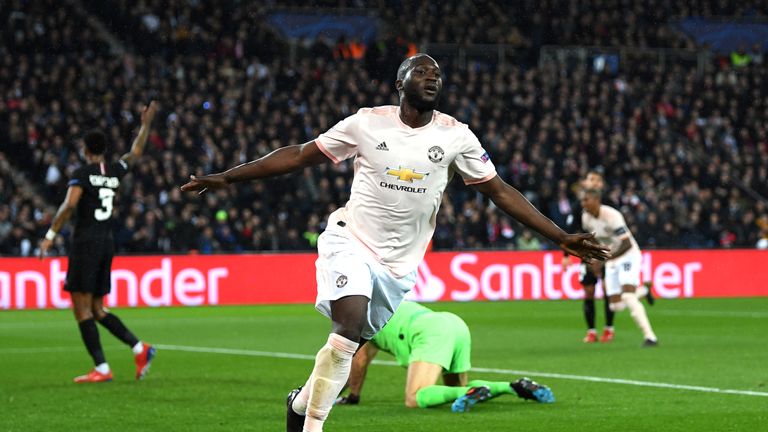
580,193,600,213
401,57,442,111
582,173,604,189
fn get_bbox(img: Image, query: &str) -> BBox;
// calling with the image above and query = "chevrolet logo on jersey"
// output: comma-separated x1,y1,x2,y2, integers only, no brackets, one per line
385,167,428,182
381,167,428,193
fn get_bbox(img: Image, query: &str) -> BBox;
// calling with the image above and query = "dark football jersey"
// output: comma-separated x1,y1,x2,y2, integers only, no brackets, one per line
565,201,585,233
67,160,129,240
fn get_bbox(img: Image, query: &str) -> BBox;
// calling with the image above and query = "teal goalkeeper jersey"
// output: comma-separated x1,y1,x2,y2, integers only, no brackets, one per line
371,301,432,367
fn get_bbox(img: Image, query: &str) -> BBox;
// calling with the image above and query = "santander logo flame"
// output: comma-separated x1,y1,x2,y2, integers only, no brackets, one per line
406,261,446,302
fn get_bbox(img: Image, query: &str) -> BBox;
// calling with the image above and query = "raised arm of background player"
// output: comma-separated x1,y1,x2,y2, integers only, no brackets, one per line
180,141,609,262
39,102,158,259
334,343,380,405
120,101,159,168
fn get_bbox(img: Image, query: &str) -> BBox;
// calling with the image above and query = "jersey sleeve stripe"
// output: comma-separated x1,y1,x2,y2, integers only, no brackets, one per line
314,138,342,164
463,172,496,185
68,179,81,186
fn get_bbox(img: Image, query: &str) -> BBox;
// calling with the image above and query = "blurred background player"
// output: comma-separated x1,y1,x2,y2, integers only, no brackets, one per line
580,188,659,347
335,300,554,412
39,102,159,382
563,170,615,343
181,54,608,432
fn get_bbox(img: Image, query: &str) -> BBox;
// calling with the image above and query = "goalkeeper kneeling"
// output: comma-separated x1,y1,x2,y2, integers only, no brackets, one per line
336,301,554,412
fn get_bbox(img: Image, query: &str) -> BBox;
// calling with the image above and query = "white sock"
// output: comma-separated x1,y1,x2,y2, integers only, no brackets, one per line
622,292,657,341
291,376,312,415
303,334,359,432
132,341,144,355
95,363,110,374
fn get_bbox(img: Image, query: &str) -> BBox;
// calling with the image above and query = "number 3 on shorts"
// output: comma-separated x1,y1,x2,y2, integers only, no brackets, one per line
95,187,115,221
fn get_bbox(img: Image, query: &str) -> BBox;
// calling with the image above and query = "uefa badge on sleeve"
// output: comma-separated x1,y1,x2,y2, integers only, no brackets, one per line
336,275,348,288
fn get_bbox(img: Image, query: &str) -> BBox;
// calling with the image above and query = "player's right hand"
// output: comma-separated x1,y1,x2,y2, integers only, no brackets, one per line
559,232,610,264
562,255,571,268
39,238,52,260
180,174,228,194
335,394,360,405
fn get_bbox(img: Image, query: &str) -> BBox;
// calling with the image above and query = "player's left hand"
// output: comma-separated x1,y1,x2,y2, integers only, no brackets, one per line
335,394,360,405
559,232,610,264
180,173,228,194
39,238,52,260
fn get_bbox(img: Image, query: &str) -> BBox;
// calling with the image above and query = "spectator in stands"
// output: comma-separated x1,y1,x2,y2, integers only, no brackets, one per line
757,227,768,249
516,230,542,251
731,45,751,67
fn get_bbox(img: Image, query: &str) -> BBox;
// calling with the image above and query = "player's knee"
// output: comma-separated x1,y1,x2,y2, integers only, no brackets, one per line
331,324,363,343
91,307,108,321
404,396,419,408
609,301,626,312
621,292,642,315
74,309,93,321
331,317,366,342
620,292,638,302
330,296,369,342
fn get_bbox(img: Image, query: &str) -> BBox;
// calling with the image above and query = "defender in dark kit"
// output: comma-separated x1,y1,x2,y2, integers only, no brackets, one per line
40,101,159,383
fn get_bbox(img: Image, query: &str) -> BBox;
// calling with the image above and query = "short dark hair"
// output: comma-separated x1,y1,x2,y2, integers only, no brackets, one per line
587,169,604,179
396,53,433,81
83,129,107,155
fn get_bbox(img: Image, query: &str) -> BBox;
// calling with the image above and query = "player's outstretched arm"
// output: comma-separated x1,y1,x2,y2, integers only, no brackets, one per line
471,176,609,262
337,343,379,405
180,140,331,193
39,186,83,259
120,101,158,167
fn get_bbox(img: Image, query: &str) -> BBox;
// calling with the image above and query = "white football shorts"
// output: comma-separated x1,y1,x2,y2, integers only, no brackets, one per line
603,252,642,297
314,220,417,340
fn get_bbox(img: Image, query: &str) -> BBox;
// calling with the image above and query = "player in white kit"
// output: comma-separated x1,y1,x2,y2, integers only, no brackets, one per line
580,188,659,347
182,54,609,432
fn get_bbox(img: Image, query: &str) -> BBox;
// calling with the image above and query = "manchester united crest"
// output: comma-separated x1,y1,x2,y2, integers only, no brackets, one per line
428,146,444,163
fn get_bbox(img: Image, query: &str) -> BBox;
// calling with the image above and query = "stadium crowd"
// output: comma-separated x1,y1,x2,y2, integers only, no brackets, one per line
1,0,767,256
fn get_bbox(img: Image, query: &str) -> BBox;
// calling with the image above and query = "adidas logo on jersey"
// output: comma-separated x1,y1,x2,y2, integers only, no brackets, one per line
375,142,389,151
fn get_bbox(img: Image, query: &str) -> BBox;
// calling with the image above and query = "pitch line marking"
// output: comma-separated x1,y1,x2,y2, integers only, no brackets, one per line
0,309,765,330
651,309,768,319
0,308,765,330
152,344,768,398
3,343,767,398
0,346,83,354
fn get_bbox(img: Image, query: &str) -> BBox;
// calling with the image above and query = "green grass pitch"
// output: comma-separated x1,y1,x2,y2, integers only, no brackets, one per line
1,298,766,431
